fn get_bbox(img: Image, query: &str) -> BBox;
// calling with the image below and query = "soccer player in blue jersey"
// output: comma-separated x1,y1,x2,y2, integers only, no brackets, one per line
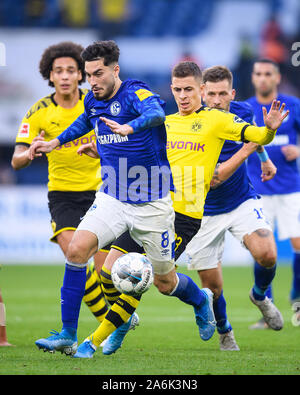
246,59,300,328
185,65,283,349
29,41,216,355
78,63,286,356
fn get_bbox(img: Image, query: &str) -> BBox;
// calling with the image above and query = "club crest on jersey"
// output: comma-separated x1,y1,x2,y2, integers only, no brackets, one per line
110,101,121,116
191,120,202,132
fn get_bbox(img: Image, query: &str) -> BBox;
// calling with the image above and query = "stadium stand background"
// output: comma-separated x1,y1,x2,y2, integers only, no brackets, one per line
0,0,299,263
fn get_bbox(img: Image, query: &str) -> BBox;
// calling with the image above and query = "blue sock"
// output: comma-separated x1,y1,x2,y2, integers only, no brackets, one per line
213,291,232,334
61,263,87,335
253,261,276,301
265,284,273,301
170,273,206,308
291,252,300,301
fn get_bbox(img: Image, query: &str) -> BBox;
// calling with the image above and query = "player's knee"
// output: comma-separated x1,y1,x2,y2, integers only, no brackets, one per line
153,277,176,295
256,249,277,268
66,240,89,265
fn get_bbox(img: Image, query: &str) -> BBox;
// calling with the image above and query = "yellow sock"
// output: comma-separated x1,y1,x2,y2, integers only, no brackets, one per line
100,266,121,305
90,293,141,347
83,264,108,322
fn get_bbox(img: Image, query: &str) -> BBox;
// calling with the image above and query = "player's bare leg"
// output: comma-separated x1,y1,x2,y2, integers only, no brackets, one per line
244,229,283,330
0,292,13,347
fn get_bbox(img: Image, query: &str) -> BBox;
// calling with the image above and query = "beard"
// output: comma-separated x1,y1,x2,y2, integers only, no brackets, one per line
93,79,116,101
258,86,274,98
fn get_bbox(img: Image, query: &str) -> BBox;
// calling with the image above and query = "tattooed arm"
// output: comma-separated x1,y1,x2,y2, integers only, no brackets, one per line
210,142,258,189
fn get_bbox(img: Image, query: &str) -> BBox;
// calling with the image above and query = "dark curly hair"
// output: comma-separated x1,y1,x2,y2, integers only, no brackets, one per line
81,40,120,65
39,41,86,87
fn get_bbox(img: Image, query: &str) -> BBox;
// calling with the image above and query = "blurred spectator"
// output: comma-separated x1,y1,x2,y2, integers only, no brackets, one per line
97,0,128,39
233,35,256,100
61,0,90,27
24,0,60,27
259,15,288,68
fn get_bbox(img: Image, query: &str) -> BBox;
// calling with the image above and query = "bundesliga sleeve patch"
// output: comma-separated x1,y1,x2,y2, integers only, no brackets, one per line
18,123,30,138
233,115,245,123
135,89,154,101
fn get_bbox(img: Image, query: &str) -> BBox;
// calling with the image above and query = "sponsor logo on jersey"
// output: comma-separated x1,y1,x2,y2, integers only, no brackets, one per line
98,134,129,145
18,123,30,138
110,101,121,116
166,140,205,152
95,120,128,144
55,134,96,150
135,89,154,101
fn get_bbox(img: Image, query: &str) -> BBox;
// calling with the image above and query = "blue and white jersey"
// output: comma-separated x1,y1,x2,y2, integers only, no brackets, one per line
57,79,174,204
203,101,258,216
246,94,300,195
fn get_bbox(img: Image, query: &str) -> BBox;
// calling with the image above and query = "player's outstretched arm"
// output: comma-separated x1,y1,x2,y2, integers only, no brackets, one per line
11,131,46,170
210,142,258,189
100,96,165,136
77,141,99,159
243,100,289,145
29,138,60,160
100,117,133,136
262,100,289,131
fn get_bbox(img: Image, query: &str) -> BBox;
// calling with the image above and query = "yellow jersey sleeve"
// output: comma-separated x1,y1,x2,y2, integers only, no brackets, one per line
15,102,44,145
14,92,101,192
213,109,276,145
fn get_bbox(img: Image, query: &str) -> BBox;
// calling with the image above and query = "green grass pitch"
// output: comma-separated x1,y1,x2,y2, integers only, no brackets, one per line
0,264,299,375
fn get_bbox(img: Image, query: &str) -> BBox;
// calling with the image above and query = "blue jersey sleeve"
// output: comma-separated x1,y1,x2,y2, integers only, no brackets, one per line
57,110,93,145
125,88,166,133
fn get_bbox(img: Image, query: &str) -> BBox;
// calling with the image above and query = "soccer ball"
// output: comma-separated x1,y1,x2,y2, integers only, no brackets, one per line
111,253,154,296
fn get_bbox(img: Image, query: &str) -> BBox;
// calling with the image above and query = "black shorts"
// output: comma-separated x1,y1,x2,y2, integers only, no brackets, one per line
48,191,96,243
111,211,201,261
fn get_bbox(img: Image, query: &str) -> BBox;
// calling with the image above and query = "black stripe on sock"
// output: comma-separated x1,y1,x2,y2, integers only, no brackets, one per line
94,305,109,317
84,281,99,296
106,310,124,328
116,297,136,316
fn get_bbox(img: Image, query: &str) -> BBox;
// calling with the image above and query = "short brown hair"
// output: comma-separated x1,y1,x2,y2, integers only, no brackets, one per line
172,61,202,80
202,66,233,86
39,41,85,87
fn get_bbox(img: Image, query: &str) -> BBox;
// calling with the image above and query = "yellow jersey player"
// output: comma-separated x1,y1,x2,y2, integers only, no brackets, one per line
72,61,288,358
11,42,108,325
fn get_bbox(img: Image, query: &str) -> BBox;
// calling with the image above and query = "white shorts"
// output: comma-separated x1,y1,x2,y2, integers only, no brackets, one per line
186,198,272,271
260,192,300,240
77,191,175,275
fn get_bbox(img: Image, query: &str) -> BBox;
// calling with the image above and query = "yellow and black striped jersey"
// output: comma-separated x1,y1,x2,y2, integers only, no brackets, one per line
15,89,101,192
165,106,276,219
